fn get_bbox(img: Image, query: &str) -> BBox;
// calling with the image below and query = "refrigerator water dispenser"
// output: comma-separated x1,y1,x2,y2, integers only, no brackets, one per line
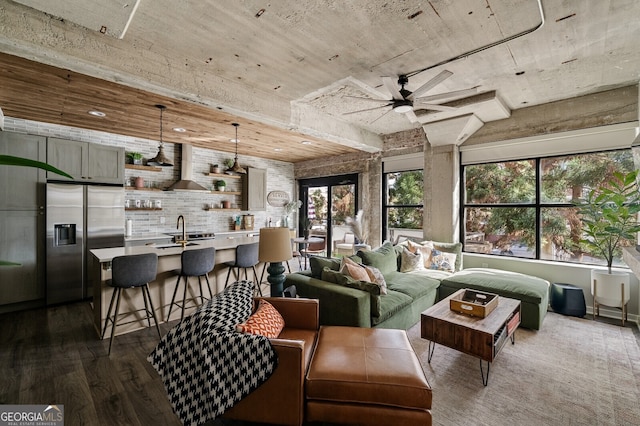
54,224,77,246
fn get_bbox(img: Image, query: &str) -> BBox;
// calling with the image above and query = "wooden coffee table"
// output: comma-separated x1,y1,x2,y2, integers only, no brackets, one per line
421,289,521,386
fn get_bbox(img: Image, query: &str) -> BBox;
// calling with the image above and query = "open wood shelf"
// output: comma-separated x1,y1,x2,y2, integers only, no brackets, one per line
125,207,163,211
210,190,241,195
125,164,162,172
208,172,241,179
204,208,241,212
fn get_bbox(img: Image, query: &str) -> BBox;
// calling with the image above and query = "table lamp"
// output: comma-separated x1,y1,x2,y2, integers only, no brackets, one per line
259,227,293,296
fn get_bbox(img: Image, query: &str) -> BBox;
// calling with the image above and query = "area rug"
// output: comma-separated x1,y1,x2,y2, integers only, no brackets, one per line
407,312,640,426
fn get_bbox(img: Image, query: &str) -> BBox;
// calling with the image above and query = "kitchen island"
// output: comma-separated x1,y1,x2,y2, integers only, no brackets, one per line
90,235,260,339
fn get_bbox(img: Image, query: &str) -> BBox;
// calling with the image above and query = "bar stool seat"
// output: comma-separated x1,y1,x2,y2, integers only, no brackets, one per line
101,252,160,355
168,247,216,321
224,242,262,295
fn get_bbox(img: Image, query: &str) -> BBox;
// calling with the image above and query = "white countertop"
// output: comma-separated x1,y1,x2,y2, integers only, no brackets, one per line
91,235,260,262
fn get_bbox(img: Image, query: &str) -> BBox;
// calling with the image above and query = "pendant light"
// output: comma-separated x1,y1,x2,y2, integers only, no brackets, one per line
147,104,173,167
230,122,247,174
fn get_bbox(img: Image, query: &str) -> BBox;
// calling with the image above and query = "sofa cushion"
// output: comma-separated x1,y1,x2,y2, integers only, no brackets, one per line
372,289,413,324
384,271,441,300
363,265,388,295
441,268,549,304
321,267,382,296
358,241,398,275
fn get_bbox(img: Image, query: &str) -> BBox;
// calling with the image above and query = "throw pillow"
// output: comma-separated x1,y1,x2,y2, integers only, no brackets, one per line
309,256,342,278
421,240,463,271
426,249,457,273
400,246,425,272
357,241,398,275
364,265,388,295
340,256,370,282
321,267,352,285
236,299,285,339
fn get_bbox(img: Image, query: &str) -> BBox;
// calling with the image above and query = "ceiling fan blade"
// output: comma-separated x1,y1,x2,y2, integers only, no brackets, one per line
343,104,392,115
382,76,404,100
346,96,393,104
415,103,457,112
403,109,419,123
416,86,478,103
370,107,395,124
408,69,453,100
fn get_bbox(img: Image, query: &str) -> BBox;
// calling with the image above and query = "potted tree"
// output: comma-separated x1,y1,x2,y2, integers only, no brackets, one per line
576,170,640,313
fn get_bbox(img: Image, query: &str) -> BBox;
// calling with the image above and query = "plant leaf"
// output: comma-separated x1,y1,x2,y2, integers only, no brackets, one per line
0,155,72,178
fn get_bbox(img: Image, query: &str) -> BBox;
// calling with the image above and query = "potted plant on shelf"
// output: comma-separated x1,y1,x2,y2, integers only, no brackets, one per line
575,169,640,315
127,151,144,165
223,158,235,172
215,179,226,191
301,216,312,239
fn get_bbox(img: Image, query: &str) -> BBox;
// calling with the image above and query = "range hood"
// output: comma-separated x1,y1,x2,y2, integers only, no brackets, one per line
168,144,210,192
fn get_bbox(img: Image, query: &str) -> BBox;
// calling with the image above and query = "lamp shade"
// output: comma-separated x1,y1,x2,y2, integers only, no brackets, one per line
259,227,292,263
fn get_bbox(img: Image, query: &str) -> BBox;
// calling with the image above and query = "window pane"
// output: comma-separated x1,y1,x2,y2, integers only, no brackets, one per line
387,171,424,205
540,207,580,261
464,207,535,258
465,160,535,204
541,151,635,203
388,207,423,230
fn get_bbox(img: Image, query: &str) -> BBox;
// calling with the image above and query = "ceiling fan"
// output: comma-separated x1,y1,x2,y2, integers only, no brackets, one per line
344,70,477,123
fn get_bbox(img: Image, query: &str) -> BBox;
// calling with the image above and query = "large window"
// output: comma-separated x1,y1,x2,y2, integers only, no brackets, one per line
383,170,424,242
462,149,635,267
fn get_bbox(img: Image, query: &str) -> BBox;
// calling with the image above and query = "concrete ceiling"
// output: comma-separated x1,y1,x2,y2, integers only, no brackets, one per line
1,0,639,161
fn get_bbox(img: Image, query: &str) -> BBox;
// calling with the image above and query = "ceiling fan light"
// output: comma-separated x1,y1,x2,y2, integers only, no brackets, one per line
393,104,413,114
147,104,173,167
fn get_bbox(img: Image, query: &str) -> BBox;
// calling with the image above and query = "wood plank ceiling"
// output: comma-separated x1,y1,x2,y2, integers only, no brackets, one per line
0,52,360,163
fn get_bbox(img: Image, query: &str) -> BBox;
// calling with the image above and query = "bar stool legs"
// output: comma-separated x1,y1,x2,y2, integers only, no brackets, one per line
101,283,161,356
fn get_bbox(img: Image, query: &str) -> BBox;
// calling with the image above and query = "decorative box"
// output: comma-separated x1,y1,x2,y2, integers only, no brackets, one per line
450,288,499,318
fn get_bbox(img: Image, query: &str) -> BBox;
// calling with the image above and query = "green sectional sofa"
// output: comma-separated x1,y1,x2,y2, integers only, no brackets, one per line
438,268,550,330
285,241,551,331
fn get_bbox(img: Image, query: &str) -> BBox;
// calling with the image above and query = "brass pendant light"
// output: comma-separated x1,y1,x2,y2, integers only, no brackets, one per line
147,104,173,167
231,122,247,174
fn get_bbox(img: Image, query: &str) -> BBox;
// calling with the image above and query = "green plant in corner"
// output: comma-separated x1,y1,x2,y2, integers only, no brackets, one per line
575,170,640,273
0,155,72,265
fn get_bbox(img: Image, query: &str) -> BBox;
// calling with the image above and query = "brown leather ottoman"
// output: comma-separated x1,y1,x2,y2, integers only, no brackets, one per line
305,326,432,426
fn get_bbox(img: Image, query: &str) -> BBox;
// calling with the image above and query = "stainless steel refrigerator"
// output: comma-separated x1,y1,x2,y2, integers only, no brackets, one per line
46,183,125,305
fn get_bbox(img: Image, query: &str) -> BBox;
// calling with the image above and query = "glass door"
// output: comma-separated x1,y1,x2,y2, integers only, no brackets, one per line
299,174,358,258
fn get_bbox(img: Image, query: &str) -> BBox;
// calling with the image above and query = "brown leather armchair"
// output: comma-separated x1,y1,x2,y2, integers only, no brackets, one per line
224,297,319,426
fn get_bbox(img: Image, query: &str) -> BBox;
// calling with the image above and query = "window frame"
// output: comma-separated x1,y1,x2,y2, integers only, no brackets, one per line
382,168,424,243
459,148,635,265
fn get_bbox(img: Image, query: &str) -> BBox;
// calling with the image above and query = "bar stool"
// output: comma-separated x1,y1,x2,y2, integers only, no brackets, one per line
168,247,216,321
224,242,261,295
101,252,160,355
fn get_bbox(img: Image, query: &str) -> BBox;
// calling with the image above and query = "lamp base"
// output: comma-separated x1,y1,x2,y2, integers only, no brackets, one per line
267,261,286,297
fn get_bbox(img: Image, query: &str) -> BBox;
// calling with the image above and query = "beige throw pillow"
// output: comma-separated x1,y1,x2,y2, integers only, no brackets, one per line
363,265,388,295
400,247,425,272
339,256,370,282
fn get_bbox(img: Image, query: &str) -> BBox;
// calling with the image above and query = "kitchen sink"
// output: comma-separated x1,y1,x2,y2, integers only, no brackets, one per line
154,242,200,249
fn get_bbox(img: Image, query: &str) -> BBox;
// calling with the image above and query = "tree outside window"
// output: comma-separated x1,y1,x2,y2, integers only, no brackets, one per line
463,149,635,266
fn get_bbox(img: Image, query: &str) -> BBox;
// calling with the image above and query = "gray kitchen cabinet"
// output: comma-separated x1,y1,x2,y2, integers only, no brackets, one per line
242,167,267,211
0,132,46,310
47,137,124,184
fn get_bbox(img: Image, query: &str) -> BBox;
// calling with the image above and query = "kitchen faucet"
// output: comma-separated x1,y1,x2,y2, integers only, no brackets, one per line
176,215,187,246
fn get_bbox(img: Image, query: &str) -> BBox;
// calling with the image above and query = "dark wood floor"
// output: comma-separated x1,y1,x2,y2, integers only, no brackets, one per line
0,299,186,425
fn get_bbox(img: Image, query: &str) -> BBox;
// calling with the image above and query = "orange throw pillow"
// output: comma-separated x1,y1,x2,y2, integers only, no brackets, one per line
236,299,285,339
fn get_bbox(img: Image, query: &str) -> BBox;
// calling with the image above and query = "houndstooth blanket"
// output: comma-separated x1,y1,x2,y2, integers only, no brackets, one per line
147,281,278,426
